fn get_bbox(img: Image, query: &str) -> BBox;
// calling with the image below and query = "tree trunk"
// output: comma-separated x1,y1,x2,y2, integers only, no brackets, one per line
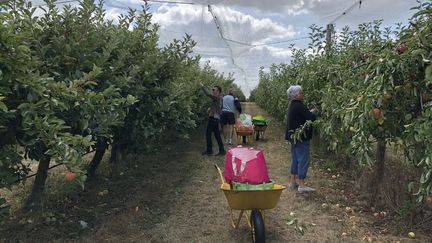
86,137,108,178
24,154,51,211
110,140,118,164
369,139,386,206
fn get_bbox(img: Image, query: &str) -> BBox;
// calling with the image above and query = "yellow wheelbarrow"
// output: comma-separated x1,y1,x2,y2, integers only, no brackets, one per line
215,165,286,243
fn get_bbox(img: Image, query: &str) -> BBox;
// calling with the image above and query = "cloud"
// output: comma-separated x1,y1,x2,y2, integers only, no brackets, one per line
104,8,124,24
211,0,416,23
215,0,318,15
152,4,206,26
152,4,296,44
199,56,229,70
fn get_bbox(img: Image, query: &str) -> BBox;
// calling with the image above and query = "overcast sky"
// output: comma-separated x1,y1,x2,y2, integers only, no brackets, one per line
29,0,418,96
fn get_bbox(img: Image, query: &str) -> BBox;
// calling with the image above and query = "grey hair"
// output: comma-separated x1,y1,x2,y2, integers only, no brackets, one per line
287,85,302,99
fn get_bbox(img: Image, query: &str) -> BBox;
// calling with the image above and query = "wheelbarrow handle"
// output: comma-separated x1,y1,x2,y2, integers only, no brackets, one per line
214,164,226,185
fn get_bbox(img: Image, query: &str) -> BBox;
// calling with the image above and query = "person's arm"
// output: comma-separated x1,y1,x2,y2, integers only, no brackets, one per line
200,83,217,100
285,106,292,141
299,102,317,121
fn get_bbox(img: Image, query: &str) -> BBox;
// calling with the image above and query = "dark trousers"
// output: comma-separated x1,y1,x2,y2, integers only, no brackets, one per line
206,117,225,153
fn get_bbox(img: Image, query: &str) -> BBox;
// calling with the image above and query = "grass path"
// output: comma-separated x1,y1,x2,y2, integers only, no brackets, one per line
1,102,428,242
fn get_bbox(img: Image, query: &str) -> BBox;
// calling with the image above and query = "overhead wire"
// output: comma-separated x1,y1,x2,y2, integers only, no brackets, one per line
33,0,79,7
252,36,309,47
147,0,195,5
329,0,364,24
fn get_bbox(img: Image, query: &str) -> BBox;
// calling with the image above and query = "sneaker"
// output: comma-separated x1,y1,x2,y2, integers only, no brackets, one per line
298,186,316,193
228,139,233,145
288,182,299,189
201,151,212,156
214,151,226,156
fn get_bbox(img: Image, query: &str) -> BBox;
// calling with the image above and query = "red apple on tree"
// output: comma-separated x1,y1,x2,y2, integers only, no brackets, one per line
369,108,381,119
65,171,76,181
427,195,432,205
398,43,408,54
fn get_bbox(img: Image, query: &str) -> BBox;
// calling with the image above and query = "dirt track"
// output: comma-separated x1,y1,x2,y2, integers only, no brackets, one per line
1,102,429,242
78,102,429,243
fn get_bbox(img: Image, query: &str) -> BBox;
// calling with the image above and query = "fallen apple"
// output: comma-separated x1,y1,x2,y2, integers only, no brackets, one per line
408,232,415,238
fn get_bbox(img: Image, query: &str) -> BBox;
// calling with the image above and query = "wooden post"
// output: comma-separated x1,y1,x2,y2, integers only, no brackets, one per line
326,24,334,53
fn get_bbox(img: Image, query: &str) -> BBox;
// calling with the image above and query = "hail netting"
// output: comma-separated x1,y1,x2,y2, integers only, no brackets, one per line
156,3,264,94
28,0,418,96
151,1,309,95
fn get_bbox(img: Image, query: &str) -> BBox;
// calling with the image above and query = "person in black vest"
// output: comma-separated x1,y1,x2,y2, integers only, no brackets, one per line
285,85,317,193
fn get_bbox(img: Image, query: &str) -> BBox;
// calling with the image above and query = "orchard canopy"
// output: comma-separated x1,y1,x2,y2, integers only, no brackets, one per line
250,1,432,202
0,0,244,214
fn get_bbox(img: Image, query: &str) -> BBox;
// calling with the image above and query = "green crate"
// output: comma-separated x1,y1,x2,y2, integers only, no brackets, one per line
232,181,274,190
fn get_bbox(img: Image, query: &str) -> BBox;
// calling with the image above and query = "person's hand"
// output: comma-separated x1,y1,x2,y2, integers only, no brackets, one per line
310,108,317,113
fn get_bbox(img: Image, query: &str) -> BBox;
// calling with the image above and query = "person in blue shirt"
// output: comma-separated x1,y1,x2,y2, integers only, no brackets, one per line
221,90,242,145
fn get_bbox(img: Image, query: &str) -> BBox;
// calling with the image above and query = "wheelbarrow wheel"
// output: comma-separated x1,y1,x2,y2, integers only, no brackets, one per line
250,209,265,243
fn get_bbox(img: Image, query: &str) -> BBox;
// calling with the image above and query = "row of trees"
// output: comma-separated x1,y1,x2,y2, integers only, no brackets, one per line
251,1,432,205
0,0,244,219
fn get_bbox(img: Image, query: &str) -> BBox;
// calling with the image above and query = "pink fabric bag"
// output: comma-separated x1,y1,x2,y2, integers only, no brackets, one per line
223,146,270,184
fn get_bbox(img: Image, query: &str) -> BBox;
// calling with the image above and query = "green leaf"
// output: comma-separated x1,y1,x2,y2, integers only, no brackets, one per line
421,170,432,184
408,182,416,192
425,65,432,81
286,219,296,225
126,94,138,105
0,102,7,112
411,49,427,57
